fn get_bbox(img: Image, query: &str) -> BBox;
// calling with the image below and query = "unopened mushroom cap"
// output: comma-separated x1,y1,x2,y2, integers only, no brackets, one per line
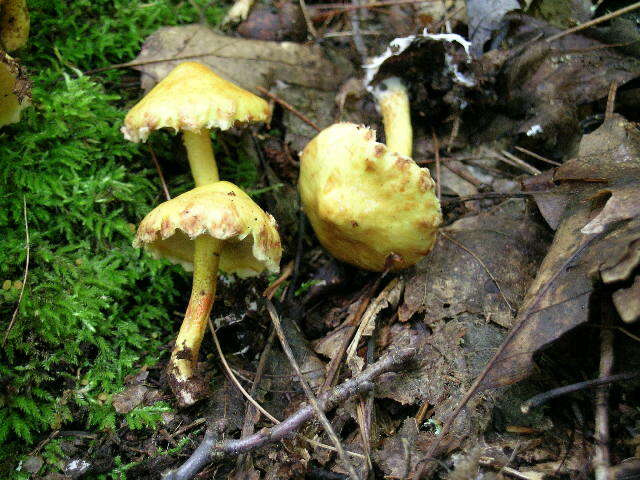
134,181,282,277
299,123,442,271
0,52,30,127
122,62,271,142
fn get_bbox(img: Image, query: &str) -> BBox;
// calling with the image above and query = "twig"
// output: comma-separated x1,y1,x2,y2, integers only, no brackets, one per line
299,0,320,39
605,81,618,120
499,150,541,175
3,196,30,347
440,191,547,205
432,130,441,202
237,329,276,470
266,300,360,480
349,0,368,62
520,371,637,414
288,197,306,303
315,0,427,11
162,347,416,480
439,231,514,313
148,145,171,201
256,86,321,132
594,318,614,480
210,318,356,458
514,146,562,167
263,261,294,300
208,319,279,423
546,1,640,43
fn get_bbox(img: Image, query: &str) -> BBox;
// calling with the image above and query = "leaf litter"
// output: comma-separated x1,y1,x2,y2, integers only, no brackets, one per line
66,2,640,479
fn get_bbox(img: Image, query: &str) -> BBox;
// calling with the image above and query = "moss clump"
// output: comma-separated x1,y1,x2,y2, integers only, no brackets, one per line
0,0,228,477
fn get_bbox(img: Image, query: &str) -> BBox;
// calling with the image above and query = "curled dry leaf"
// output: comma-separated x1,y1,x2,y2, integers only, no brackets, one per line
481,113,640,388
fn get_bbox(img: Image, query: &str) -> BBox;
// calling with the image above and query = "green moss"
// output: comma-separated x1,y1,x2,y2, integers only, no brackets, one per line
0,0,230,477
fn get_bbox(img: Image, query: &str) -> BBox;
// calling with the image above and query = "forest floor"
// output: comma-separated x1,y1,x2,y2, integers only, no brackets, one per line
2,1,640,479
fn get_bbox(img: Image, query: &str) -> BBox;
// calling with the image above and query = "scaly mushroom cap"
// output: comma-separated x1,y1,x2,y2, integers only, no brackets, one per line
134,181,282,277
299,123,442,271
0,51,30,127
122,61,271,142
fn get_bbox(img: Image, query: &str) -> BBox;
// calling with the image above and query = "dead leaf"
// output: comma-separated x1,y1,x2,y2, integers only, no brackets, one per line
131,25,353,95
467,0,520,57
612,276,640,324
478,13,640,153
478,113,640,389
400,199,549,328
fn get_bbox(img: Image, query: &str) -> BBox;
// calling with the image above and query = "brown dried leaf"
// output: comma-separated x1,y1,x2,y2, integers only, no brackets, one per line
131,24,353,95
478,114,640,389
400,199,549,328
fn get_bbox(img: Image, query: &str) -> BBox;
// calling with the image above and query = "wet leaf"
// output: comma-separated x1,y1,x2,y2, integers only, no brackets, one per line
480,113,640,388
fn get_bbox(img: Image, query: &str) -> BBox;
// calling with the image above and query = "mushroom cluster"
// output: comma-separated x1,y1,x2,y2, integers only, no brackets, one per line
123,62,281,406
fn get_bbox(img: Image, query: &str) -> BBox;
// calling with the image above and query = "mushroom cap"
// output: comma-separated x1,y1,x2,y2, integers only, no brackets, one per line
299,123,442,271
134,181,282,277
122,62,271,142
0,52,30,127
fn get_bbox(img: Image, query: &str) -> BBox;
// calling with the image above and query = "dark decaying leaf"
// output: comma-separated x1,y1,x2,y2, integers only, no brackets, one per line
479,113,640,389
400,199,549,328
475,13,640,153
466,0,520,57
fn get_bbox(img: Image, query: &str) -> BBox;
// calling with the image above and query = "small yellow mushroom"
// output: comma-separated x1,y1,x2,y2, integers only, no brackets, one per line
134,181,282,406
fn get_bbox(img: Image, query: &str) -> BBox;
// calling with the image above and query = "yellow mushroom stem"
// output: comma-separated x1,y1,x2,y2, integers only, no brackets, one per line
170,130,221,404
183,130,220,187
374,77,412,158
170,235,221,392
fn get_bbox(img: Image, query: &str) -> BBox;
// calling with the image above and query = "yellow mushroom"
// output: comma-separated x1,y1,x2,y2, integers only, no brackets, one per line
134,181,282,406
299,123,441,272
122,61,271,187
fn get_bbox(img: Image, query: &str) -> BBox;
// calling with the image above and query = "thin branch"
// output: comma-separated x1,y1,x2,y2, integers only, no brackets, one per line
315,0,428,11
162,347,417,480
263,260,294,300
208,319,279,423
520,371,637,414
299,0,320,39
3,196,30,347
266,300,360,480
148,145,171,201
546,1,640,43
432,129,442,202
256,86,321,132
594,318,614,480
514,146,562,167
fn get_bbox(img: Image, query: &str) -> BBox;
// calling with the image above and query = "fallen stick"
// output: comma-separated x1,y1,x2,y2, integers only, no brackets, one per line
162,346,417,480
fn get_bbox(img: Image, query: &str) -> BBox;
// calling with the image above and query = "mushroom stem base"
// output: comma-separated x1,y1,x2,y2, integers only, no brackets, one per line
169,235,221,406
